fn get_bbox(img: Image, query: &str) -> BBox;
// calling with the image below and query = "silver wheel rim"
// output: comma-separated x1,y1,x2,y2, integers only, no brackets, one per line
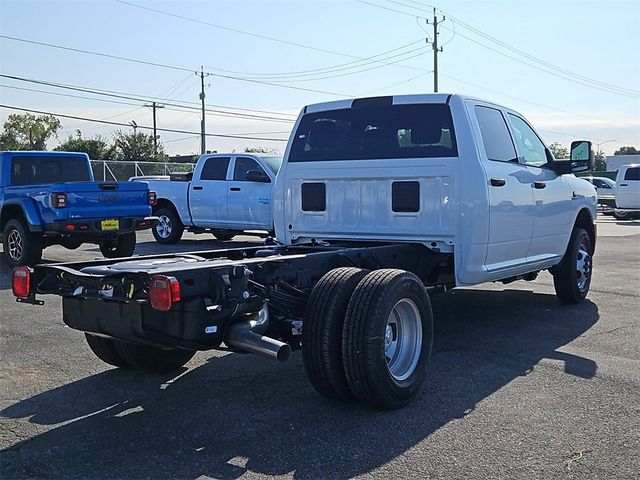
576,241,592,293
385,298,423,381
7,229,23,261
156,215,172,238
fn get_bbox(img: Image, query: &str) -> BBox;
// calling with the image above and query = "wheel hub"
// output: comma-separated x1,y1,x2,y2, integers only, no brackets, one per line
7,230,23,261
576,243,592,292
385,298,423,381
156,215,172,238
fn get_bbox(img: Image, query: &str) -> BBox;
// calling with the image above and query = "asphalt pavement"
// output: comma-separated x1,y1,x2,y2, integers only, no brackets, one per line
1,216,639,479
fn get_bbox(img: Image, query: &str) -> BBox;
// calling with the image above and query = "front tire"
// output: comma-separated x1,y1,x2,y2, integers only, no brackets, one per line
2,218,43,267
99,232,136,258
303,267,369,402
552,227,593,304
113,341,196,372
342,269,433,409
211,230,236,241
153,207,184,244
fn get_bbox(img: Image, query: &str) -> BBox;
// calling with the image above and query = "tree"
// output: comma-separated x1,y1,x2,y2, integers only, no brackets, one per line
113,130,166,162
0,113,61,150
244,147,280,154
614,146,639,155
548,142,569,160
594,151,607,171
55,130,117,160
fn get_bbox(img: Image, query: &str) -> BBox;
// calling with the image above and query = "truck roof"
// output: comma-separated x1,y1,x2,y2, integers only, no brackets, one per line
0,150,90,158
302,93,508,114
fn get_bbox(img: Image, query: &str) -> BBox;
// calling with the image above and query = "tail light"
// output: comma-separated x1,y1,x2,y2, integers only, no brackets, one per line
148,191,157,206
149,275,180,311
12,266,32,298
51,193,67,208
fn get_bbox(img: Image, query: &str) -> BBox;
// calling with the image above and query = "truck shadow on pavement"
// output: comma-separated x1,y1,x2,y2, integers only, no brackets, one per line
1,288,599,479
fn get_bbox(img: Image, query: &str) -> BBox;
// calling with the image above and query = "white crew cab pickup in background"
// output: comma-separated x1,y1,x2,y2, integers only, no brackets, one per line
614,164,640,218
140,153,282,243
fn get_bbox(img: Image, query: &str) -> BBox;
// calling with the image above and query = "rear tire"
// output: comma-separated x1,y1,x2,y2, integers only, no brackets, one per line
211,230,235,241
303,267,369,402
84,333,130,368
99,232,136,258
2,218,43,267
613,210,631,220
113,341,196,373
552,227,593,304
152,207,184,244
342,269,433,409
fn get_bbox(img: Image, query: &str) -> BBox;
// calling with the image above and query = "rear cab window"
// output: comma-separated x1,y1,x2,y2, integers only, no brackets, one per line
624,167,640,181
289,103,458,162
200,157,230,180
11,155,90,186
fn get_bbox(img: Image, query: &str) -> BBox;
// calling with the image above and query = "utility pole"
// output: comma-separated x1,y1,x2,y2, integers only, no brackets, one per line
197,66,211,155
426,8,444,93
143,101,164,158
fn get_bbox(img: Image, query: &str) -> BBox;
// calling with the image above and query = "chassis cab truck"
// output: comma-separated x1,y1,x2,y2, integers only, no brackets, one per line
13,94,597,409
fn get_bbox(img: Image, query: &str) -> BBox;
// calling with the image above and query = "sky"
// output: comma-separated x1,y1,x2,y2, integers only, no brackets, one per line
0,0,639,158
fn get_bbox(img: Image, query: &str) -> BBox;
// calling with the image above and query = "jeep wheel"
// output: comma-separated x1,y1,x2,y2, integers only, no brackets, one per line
99,232,136,258
211,230,236,241
2,218,43,267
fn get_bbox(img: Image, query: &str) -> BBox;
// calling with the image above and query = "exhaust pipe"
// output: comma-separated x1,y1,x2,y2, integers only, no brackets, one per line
225,305,292,362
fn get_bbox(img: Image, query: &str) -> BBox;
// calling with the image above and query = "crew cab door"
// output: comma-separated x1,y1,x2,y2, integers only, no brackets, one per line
227,156,272,229
506,113,572,262
189,156,231,227
473,104,535,272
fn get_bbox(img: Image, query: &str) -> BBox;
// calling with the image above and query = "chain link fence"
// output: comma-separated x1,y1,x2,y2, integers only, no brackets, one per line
90,161,196,181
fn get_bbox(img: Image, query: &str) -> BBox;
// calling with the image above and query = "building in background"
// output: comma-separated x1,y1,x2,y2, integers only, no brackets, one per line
606,155,640,171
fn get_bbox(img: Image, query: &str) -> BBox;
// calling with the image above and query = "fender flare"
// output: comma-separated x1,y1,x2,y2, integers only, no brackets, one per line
1,199,44,232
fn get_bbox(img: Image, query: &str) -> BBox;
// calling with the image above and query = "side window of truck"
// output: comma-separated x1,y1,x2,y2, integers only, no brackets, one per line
474,106,518,162
200,157,230,181
624,167,640,181
507,114,548,167
234,157,265,181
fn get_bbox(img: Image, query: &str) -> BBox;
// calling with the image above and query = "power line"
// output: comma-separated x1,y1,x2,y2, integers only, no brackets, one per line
0,35,349,97
0,74,297,123
0,105,289,142
373,0,640,98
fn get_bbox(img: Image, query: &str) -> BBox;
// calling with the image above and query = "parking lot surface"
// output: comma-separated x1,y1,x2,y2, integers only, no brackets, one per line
1,216,639,479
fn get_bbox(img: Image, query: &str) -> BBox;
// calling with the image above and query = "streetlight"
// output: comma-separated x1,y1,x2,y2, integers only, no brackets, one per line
596,139,616,153
129,120,138,134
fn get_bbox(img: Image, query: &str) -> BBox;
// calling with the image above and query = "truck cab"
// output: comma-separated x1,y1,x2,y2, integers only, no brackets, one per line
275,94,597,286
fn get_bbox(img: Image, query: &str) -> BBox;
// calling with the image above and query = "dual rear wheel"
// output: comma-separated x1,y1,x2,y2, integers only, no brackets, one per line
303,268,433,409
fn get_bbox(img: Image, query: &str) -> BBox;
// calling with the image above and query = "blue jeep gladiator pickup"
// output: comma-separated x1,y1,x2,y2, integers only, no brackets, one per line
0,151,156,266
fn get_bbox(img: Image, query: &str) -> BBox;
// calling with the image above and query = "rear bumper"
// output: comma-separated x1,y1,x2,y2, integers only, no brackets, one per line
43,216,157,237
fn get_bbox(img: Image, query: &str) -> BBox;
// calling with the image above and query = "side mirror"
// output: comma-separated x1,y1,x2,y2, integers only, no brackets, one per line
246,170,271,183
569,140,595,172
553,141,594,175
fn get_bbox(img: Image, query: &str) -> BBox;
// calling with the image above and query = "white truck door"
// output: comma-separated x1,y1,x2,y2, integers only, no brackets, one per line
506,113,572,262
616,166,640,209
227,156,272,229
473,105,535,272
189,156,231,227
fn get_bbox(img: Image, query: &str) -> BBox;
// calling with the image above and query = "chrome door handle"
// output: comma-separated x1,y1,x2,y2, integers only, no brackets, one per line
533,181,546,189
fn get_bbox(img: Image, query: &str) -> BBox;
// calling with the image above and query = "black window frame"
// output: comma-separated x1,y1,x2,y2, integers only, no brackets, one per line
288,103,459,163
199,156,231,181
10,155,91,186
474,105,518,164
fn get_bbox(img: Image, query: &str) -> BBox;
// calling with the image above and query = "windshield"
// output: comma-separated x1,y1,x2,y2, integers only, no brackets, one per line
11,156,91,185
289,103,458,162
261,156,284,173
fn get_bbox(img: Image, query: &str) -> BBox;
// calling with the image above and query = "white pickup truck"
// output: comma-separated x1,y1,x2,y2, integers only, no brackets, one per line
16,93,598,409
139,153,282,243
